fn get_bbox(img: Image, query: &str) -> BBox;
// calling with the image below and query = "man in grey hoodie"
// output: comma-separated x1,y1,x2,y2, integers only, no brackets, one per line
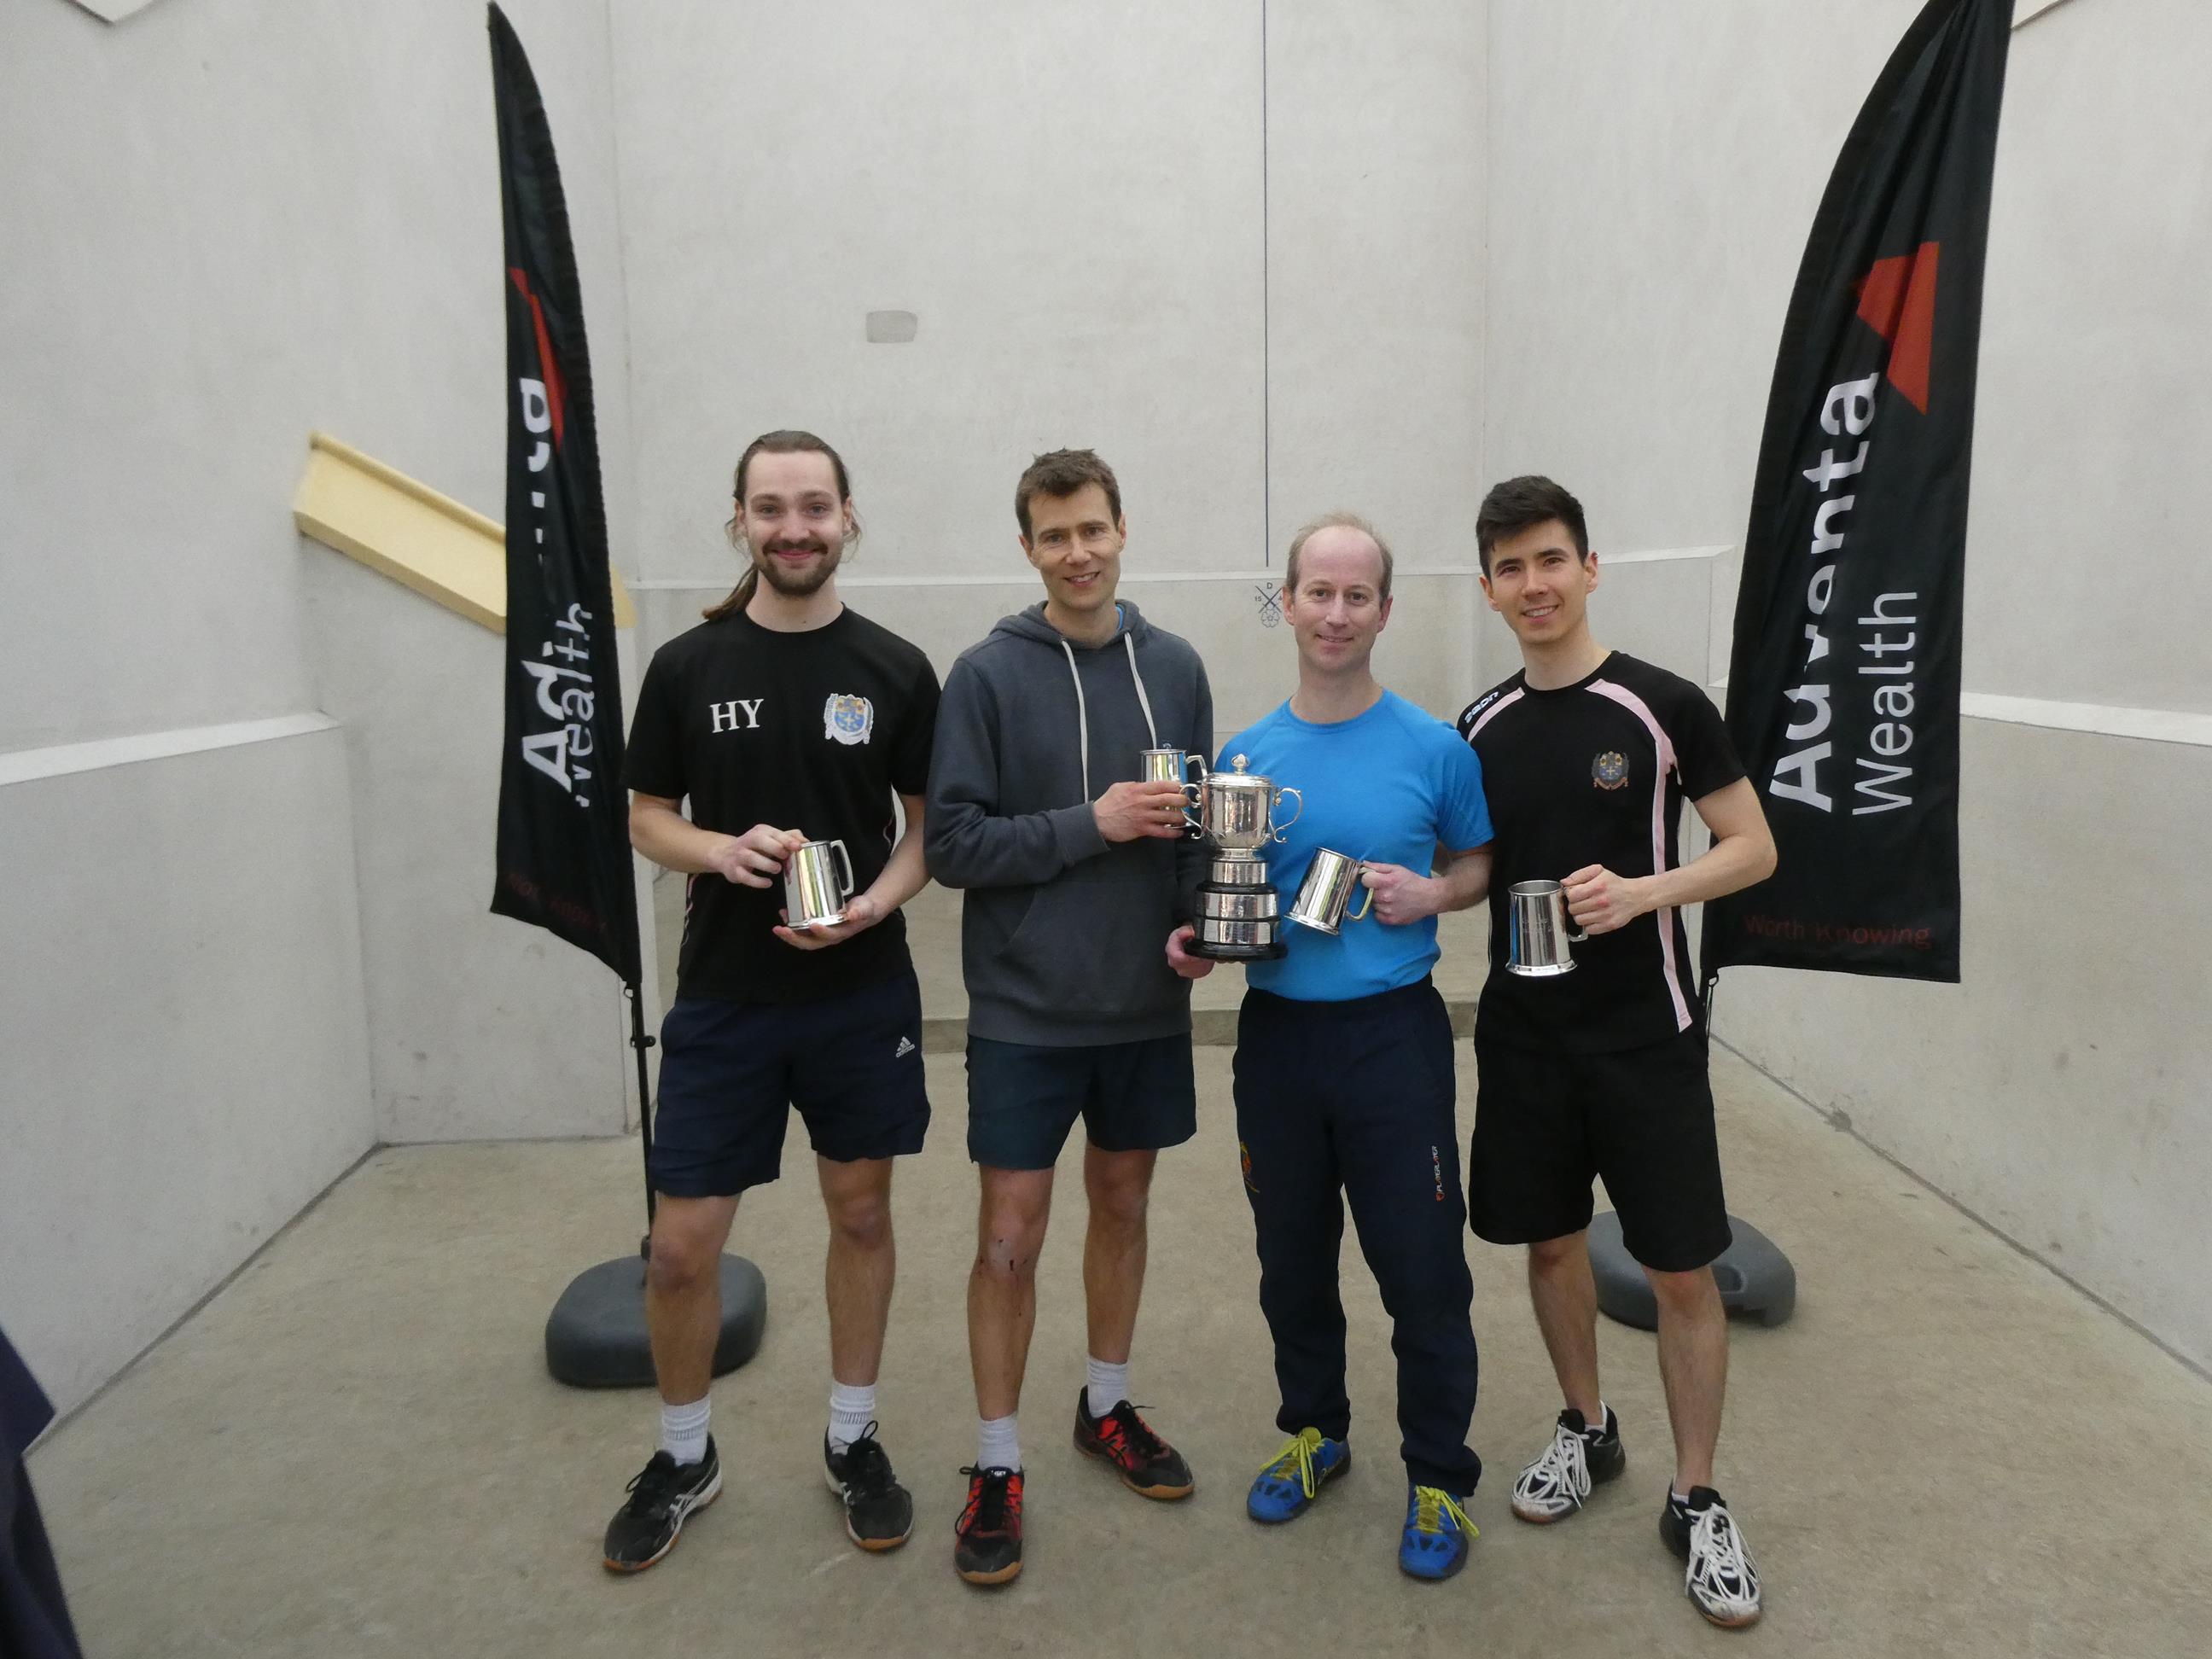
926,449,1214,1587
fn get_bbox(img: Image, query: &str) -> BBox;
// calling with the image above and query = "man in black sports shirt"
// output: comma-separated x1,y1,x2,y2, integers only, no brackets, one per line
1457,475,1777,1629
599,431,940,1573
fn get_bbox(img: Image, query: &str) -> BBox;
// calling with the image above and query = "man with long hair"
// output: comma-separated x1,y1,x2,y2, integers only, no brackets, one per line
600,431,940,1572
926,449,1213,1586
1458,474,1776,1628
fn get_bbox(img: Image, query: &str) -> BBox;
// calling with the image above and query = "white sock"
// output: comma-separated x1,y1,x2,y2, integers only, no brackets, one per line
1585,1402,1613,1437
978,1412,1021,1472
1086,1356,1130,1422
660,1396,711,1466
828,1380,876,1453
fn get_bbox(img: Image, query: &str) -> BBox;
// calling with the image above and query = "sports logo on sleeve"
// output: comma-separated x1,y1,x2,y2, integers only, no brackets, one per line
823,692,875,746
1592,749,1630,790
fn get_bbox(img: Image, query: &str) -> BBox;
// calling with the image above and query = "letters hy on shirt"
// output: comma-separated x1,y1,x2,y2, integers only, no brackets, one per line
709,699,765,733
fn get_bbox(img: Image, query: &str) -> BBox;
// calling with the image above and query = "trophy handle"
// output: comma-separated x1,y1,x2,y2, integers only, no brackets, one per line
1184,753,1210,784
1179,781,1205,833
829,839,856,899
1269,786,1304,841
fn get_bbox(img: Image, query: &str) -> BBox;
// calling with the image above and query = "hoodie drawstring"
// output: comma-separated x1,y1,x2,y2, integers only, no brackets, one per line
1059,631,1161,804
1125,633,1160,750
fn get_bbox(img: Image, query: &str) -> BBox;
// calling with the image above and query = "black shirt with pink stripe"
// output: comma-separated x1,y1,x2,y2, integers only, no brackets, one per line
1456,652,1745,1054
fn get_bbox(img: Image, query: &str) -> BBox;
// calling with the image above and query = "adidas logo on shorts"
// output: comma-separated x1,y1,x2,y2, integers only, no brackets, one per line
894,1035,917,1058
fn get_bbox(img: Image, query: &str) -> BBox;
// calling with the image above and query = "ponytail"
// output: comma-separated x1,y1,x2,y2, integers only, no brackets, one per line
701,562,759,623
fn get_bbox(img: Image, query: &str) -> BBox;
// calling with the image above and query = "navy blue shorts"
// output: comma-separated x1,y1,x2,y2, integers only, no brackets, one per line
649,971,931,1198
965,1032,1197,1171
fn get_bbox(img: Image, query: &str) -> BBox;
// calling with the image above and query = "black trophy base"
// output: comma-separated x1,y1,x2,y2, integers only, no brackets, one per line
1190,937,1289,963
544,1252,767,1388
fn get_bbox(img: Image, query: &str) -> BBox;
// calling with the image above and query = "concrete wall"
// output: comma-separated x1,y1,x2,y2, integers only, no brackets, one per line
1721,723,2212,1369
0,726,374,1417
611,0,1487,714
1485,0,2212,1368
0,0,638,1413
0,0,637,754
300,555,642,1144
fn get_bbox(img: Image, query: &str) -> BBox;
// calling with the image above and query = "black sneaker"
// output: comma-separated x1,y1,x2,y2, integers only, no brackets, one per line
1511,1406,1626,1522
602,1438,722,1572
1661,1486,1763,1628
1073,1392,1195,1499
824,1423,914,1551
953,1465,1024,1586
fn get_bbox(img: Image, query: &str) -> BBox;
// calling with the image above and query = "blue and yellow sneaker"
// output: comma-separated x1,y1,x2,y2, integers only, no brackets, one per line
1399,1483,1476,1580
1245,1427,1350,1523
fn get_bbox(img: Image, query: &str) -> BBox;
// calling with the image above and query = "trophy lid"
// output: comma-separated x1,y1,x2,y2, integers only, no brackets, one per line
1210,754,1272,791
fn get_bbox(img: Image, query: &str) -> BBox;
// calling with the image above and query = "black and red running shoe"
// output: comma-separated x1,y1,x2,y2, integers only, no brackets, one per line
953,1464,1024,1586
1074,1392,1195,1499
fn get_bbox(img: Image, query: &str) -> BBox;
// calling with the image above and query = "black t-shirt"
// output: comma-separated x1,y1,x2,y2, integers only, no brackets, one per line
623,606,940,1004
1457,652,1745,1053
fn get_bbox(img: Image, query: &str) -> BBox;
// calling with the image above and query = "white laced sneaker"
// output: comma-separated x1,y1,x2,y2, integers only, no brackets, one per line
1674,1489,1763,1628
1510,1407,1624,1522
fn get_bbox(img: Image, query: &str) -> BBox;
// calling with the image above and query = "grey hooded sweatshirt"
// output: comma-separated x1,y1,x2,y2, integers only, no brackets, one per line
925,600,1214,1046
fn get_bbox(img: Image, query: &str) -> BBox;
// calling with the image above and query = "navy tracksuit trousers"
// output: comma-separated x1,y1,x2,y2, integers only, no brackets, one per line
3,1327,83,1659
1232,980,1481,1496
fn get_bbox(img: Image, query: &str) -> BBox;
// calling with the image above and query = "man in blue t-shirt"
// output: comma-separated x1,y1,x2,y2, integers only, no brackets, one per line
1167,514,1494,1582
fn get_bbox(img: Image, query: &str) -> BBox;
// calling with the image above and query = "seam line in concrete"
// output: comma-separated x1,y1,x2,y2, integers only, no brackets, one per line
1703,686,2210,748
28,1143,382,1452
1712,1034,2212,1389
1259,0,1269,567
626,549,1732,592
1955,692,2212,748
0,713,341,787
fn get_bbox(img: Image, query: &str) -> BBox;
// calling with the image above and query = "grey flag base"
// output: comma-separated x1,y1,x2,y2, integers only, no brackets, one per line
544,1250,767,1388
543,985,769,1387
1589,1212,1796,1331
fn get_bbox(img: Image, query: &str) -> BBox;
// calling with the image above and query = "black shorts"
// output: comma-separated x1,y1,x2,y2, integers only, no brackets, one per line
649,970,931,1198
965,1033,1197,1171
1469,1029,1731,1272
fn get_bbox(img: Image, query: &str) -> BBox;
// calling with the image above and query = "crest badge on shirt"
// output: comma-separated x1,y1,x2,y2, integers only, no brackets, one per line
1592,749,1630,790
824,692,875,746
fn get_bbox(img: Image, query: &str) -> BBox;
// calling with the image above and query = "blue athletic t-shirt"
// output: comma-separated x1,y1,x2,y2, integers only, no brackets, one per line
1218,690,1493,1003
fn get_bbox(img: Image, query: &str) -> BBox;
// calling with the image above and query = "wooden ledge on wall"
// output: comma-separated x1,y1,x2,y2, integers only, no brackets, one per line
293,432,635,635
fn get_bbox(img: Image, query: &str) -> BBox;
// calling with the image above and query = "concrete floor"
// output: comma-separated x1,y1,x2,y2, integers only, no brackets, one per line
29,1041,2212,1657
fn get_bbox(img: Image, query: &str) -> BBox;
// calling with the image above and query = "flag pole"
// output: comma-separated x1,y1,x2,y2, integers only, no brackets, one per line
489,3,764,1384
625,981,657,1241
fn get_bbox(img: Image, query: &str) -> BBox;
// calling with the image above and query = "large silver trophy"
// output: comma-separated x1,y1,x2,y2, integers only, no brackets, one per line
1188,754,1302,961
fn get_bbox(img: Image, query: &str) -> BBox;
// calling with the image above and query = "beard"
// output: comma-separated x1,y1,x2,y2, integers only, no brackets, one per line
748,533,845,597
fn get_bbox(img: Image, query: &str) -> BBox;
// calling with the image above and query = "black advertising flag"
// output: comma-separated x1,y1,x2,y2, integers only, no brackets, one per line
486,4,639,985
1703,0,2013,985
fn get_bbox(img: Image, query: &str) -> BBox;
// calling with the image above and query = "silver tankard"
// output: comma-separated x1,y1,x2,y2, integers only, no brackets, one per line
1286,847,1375,935
1138,748,1208,835
1138,746,1208,787
1505,879,1588,976
783,838,857,930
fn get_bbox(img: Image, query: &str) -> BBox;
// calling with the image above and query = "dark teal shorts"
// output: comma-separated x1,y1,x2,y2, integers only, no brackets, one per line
964,1033,1197,1171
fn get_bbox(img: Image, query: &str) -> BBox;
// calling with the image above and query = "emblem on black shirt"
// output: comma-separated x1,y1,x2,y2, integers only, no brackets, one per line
1592,749,1629,790
824,693,875,746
